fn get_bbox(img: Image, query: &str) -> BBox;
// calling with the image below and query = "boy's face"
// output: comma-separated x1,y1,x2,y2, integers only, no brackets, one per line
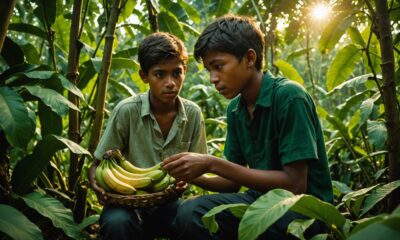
202,50,252,99
140,57,186,105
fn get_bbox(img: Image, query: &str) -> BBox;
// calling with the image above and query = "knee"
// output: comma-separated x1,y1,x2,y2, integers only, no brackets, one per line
99,207,140,239
175,197,211,235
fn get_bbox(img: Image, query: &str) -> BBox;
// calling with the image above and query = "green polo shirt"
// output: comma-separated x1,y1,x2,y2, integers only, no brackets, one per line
94,91,208,167
224,73,333,203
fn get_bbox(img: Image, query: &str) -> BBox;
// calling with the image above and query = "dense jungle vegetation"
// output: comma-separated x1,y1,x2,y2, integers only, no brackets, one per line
0,0,399,239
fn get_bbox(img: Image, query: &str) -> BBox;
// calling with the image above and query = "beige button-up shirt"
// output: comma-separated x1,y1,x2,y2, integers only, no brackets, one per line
94,91,207,167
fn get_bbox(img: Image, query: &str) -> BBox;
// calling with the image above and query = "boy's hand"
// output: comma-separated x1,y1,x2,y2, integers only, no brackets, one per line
162,152,209,182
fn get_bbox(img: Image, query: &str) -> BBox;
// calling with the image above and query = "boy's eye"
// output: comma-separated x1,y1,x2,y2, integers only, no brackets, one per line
215,64,223,70
173,70,183,78
154,72,164,78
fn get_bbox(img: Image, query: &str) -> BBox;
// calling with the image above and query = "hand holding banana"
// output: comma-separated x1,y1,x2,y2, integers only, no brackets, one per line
95,150,175,195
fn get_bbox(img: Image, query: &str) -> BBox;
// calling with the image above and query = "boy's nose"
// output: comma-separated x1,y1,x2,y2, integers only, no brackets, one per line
165,76,176,87
210,72,219,83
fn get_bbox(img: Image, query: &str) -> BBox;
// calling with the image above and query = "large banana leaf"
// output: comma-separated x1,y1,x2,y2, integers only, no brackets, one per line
238,189,345,240
275,59,304,85
23,85,79,117
360,180,400,216
367,120,387,150
21,191,96,239
158,11,185,40
326,44,363,91
319,12,355,53
12,134,91,194
0,204,43,240
0,86,35,148
8,23,47,40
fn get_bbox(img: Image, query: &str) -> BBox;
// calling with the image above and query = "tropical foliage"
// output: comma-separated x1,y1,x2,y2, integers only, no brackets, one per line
0,0,399,239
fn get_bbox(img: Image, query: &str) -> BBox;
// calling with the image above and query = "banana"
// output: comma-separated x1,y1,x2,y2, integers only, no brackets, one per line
95,161,112,191
109,159,162,180
150,174,172,192
109,161,154,189
135,190,150,195
101,161,137,195
145,169,167,183
120,160,162,174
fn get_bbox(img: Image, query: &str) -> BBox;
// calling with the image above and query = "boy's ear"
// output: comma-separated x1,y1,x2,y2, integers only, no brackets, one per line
245,49,257,67
139,69,148,83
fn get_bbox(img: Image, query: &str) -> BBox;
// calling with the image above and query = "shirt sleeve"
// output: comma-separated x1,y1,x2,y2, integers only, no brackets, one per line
189,108,208,154
224,106,245,165
278,97,320,165
94,106,129,160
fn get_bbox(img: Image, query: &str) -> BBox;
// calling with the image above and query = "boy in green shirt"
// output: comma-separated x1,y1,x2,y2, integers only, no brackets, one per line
163,15,333,239
89,32,207,240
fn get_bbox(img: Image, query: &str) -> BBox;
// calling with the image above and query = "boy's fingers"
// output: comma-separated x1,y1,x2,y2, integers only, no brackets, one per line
163,152,188,164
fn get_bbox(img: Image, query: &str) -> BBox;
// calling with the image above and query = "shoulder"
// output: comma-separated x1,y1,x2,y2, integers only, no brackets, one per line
180,97,202,114
272,78,311,105
114,94,141,111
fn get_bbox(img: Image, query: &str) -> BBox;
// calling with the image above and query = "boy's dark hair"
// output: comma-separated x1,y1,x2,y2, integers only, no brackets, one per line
138,32,188,73
194,15,265,71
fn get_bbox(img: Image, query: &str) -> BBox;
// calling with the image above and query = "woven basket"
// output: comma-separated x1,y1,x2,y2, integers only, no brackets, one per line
89,160,186,208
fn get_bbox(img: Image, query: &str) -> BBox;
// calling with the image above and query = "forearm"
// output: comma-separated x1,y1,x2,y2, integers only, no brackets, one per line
208,156,307,194
191,175,241,193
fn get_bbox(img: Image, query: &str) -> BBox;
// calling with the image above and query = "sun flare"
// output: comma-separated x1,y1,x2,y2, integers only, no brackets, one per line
311,3,332,20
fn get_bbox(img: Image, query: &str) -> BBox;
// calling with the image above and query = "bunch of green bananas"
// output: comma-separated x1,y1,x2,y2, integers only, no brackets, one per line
95,151,175,195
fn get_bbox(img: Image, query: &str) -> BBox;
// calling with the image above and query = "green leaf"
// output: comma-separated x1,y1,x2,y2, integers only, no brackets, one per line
178,0,201,24
342,184,380,204
326,44,363,91
78,214,100,230
160,0,189,22
38,102,62,136
332,180,353,198
202,203,248,234
209,0,233,17
275,59,304,84
0,63,37,84
23,85,79,116
238,189,346,240
21,192,82,239
158,11,185,40
319,12,355,53
360,180,400,216
8,23,47,40
367,120,387,150
0,204,43,240
351,215,387,234
1,37,25,67
360,94,380,124
287,218,315,240
0,87,35,148
310,234,329,240
12,134,91,194
287,48,310,62
57,74,85,101
347,27,366,48
239,189,299,240
91,57,140,73
348,215,400,240
20,43,40,64
32,0,56,26
326,73,373,95
109,79,136,97
336,91,371,120
120,0,136,22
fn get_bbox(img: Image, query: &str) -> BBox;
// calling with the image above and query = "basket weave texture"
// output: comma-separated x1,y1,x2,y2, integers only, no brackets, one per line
89,160,186,208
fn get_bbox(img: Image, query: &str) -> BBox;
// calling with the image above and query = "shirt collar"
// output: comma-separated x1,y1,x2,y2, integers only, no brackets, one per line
140,90,187,122
232,72,274,114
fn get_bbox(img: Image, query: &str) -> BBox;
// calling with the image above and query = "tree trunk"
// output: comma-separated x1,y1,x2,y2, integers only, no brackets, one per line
67,0,83,191
88,0,122,154
375,0,400,211
146,0,158,32
0,0,17,51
